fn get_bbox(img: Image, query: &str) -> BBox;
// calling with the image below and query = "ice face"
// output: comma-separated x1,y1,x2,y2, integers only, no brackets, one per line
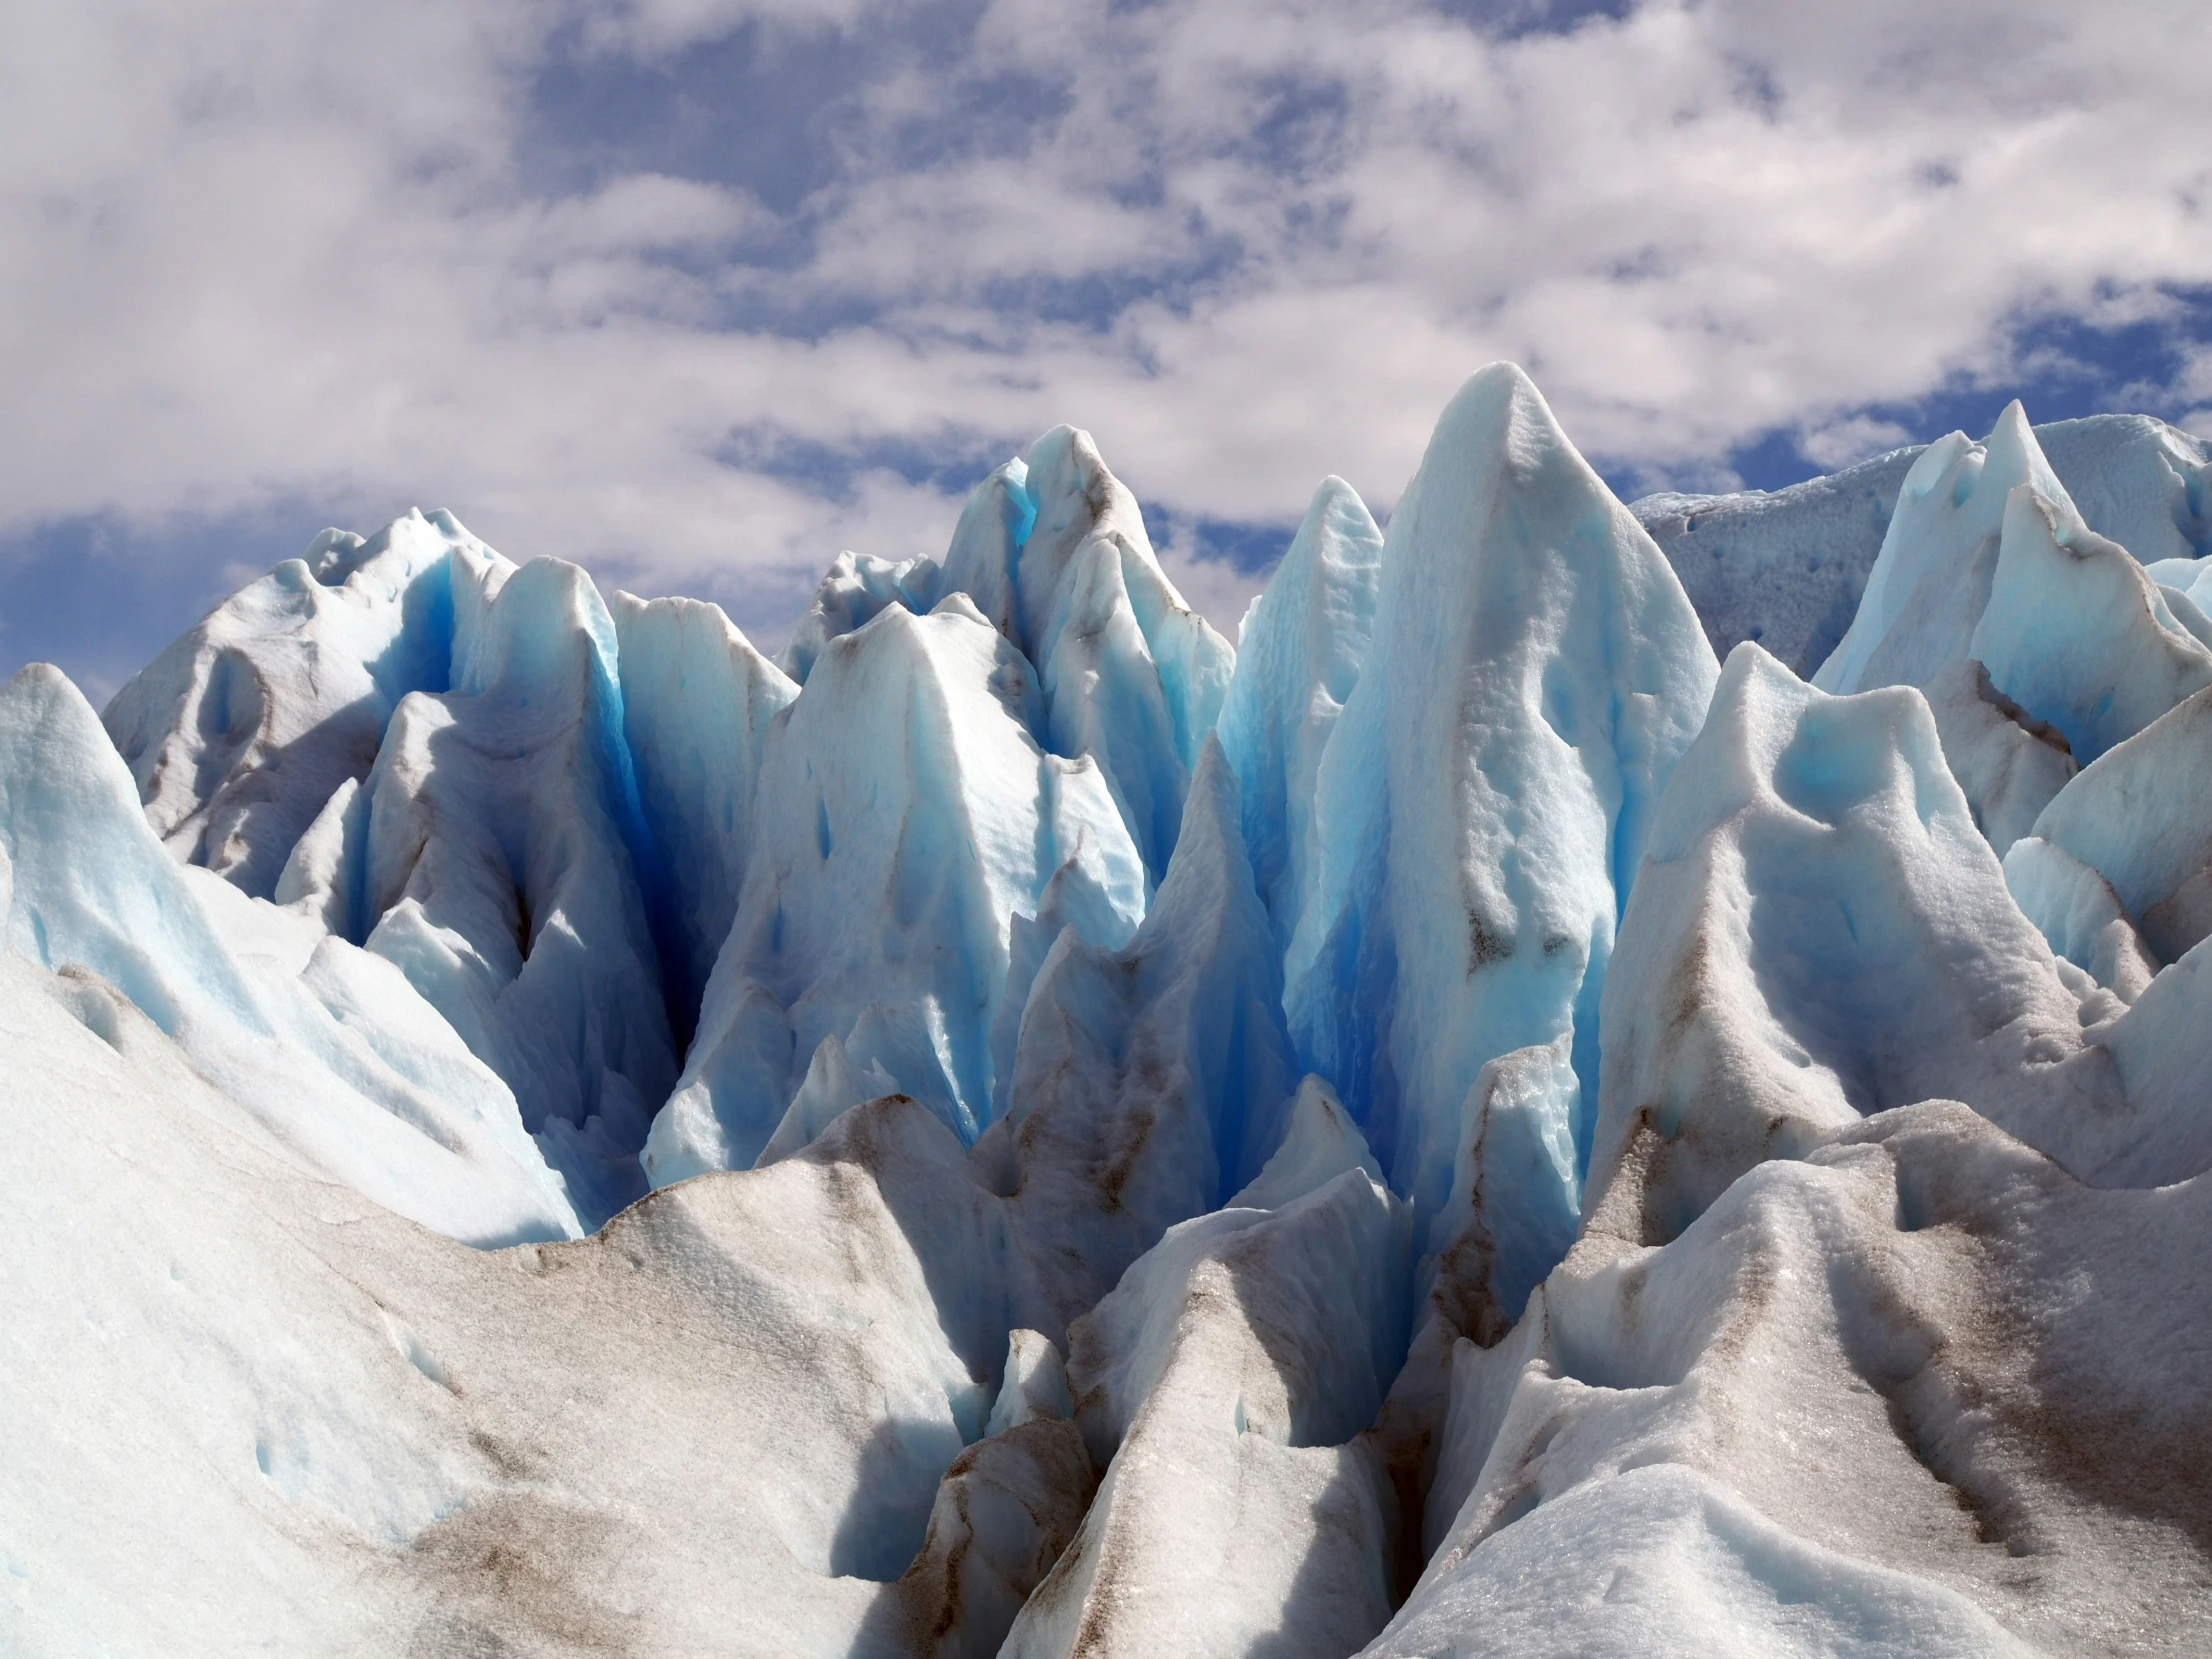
609,591,797,1028
0,664,579,1246
1638,409,2212,682
2025,685,2212,962
1919,658,2075,857
1019,426,1237,880
1375,1100,2212,1659
644,597,1146,1181
1280,362,1719,1247
1216,475,1384,959
357,554,677,1227
1588,644,2126,1242
1813,402,2078,697
15,365,2212,1654
1970,484,2212,764
989,736,1302,1338
101,509,464,897
1002,1165,1412,1659
778,549,945,684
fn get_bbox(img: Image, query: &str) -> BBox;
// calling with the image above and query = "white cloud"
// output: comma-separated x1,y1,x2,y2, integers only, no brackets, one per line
1796,414,1915,472
3,0,2211,649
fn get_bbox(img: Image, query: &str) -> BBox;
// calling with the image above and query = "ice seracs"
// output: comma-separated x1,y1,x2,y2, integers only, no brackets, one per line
1919,658,2075,857
1377,1100,2212,1658
2019,685,2212,964
609,591,798,1025
1002,1162,1411,1659
0,663,579,1247
987,737,1300,1338
9,360,2212,1655
1586,643,2121,1242
356,552,676,1226
1969,484,2212,764
772,429,1234,889
1016,425,1236,881
1636,409,2212,684
645,595,1145,1183
1813,401,2077,697
102,508,464,898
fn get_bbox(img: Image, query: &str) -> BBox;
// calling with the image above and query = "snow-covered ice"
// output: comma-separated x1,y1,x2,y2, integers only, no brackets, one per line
5,363,2212,1656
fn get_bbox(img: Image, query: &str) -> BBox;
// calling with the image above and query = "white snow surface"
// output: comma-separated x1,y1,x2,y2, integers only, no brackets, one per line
7,364,2212,1654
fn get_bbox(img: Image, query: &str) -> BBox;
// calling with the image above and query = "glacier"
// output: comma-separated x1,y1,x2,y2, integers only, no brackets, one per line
3,368,2211,1658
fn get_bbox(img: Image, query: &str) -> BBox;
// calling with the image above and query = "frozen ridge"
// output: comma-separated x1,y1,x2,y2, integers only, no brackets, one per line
3,371,2210,1657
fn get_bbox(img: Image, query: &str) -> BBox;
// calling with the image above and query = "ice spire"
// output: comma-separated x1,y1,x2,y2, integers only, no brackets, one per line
1812,400,2077,695
991,737,1300,1337
608,591,797,1028
1215,475,1384,956
641,597,1144,1183
1971,483,2212,763
100,509,462,898
1283,362,1720,1241
358,553,676,1227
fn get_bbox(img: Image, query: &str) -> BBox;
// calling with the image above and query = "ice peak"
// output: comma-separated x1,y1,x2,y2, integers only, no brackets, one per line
1813,400,2077,696
1217,473,1383,956
1283,360,1717,1232
937,457,1034,644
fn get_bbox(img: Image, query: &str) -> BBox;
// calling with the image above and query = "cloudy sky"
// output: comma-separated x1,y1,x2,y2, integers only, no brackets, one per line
6,0,2212,699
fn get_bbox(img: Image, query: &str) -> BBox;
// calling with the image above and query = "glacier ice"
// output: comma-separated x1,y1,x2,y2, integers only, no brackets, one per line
2022,685,2212,963
1381,1098,2212,1656
1640,409,2211,679
1970,483,2212,764
6,362,2212,1656
1813,401,2078,698
1216,474,1383,956
0,663,579,1247
354,551,678,1226
1281,361,1719,1252
609,589,798,1021
645,594,1146,1182
1920,657,2075,857
1002,1164,1411,1659
101,509,462,898
986,735,1301,1338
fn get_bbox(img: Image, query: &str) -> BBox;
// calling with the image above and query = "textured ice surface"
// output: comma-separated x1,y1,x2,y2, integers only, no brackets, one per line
1920,658,2075,858
609,590,797,1023
0,664,579,1246
9,364,2212,1655
355,553,677,1226
101,509,463,898
1971,485,2212,764
1280,362,1718,1247
1813,403,2078,698
645,596,1145,1182
1003,1164,1411,1659
2024,686,2212,963
1216,475,1383,957
1638,411,2212,678
986,736,1301,1339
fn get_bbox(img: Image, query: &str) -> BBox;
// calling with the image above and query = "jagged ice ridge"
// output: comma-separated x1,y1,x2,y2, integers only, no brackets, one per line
5,370,2211,1657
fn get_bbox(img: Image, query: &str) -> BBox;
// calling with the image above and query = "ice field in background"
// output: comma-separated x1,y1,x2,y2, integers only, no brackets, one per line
3,364,2210,1656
